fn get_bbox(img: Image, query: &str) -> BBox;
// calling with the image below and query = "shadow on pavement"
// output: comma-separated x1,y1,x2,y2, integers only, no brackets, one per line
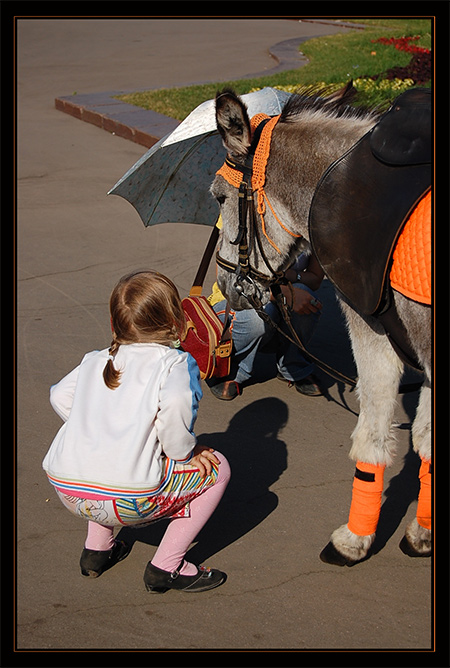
117,397,288,564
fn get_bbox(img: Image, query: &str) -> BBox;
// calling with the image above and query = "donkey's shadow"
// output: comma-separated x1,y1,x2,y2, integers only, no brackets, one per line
117,397,288,564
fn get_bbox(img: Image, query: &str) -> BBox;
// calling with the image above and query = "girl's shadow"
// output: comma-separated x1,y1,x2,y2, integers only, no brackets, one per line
117,397,288,564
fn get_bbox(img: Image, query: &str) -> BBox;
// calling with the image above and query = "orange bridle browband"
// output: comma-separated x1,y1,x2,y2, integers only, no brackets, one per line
216,113,301,259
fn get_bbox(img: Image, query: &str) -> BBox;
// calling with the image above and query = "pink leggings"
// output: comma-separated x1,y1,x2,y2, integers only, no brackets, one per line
85,452,230,575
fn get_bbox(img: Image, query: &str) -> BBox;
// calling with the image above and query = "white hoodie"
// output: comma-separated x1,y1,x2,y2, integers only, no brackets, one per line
43,343,202,499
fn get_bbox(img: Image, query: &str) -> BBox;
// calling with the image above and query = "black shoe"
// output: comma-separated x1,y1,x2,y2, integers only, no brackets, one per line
277,372,323,396
144,562,227,593
80,539,131,578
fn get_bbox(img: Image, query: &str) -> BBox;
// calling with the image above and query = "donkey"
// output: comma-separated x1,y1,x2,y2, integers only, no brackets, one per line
211,84,432,565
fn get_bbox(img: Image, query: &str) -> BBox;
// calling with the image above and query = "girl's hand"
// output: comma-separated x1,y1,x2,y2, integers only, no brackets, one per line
189,445,219,477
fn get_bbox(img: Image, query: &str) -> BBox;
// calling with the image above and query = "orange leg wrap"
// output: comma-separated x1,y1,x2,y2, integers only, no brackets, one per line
416,457,432,530
347,462,386,536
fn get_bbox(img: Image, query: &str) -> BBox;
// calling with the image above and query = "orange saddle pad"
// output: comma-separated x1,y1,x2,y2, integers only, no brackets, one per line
390,190,431,305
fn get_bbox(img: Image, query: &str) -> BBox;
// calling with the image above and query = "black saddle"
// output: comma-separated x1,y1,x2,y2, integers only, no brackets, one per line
308,88,431,370
370,87,431,166
309,87,431,316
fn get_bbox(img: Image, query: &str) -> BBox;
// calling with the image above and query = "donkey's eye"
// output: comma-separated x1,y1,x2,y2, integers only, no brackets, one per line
216,194,226,205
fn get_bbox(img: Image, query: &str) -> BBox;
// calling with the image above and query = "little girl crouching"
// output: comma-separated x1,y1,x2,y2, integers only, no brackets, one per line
43,270,230,593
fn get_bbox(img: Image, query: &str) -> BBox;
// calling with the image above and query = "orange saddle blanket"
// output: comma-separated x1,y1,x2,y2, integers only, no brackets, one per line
390,190,431,305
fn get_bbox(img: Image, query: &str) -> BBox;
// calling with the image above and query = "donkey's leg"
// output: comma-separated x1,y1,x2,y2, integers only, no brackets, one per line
400,381,432,557
392,294,432,557
320,304,404,566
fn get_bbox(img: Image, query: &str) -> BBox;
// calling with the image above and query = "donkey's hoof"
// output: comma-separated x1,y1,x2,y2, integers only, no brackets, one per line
319,541,358,567
400,518,432,557
399,535,431,558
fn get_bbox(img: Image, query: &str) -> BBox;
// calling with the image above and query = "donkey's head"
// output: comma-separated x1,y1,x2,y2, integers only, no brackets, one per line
211,89,298,310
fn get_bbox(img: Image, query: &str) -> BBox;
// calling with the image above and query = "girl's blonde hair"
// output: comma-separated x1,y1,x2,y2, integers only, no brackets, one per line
103,270,186,389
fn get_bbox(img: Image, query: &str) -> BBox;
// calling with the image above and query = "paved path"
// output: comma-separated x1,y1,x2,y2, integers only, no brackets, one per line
15,17,433,658
52,18,366,148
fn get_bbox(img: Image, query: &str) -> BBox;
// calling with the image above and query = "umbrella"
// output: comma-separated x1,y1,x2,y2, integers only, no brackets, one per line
108,87,292,227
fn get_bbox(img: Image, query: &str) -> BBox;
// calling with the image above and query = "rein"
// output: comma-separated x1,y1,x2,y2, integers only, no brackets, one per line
249,284,358,388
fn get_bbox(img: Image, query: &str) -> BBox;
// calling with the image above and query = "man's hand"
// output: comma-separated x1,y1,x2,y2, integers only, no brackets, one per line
278,284,322,315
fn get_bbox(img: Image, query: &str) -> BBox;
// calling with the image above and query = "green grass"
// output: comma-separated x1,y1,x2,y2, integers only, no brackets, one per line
116,19,432,119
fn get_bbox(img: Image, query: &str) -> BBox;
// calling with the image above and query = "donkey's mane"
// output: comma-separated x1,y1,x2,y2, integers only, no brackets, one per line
280,83,381,124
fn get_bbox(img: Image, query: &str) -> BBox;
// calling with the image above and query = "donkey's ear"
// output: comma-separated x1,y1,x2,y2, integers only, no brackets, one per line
215,89,251,158
323,81,357,108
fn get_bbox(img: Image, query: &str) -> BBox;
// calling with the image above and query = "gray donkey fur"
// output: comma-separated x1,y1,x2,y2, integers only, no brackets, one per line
212,85,431,565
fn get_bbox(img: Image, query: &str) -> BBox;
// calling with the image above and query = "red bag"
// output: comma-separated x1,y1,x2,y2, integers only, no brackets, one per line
180,224,232,380
181,294,231,380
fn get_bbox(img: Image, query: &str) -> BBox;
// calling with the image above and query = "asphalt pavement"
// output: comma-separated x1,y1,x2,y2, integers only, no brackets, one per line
14,16,435,661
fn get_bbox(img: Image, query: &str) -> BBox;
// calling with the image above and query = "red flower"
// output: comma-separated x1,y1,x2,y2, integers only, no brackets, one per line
371,35,430,55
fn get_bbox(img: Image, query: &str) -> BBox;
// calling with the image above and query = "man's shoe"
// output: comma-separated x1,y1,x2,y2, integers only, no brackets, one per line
277,372,323,396
209,379,241,401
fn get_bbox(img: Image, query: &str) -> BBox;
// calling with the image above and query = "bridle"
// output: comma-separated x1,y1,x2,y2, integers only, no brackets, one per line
215,117,287,308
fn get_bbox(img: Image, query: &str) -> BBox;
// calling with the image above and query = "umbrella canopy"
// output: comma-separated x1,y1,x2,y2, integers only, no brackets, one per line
108,87,292,227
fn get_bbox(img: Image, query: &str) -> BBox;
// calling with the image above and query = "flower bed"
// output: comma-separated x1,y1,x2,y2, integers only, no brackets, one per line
370,36,432,84
372,35,430,55
264,34,431,106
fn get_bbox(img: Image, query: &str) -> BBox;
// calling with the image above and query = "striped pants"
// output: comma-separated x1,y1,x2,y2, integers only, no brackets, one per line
56,451,231,573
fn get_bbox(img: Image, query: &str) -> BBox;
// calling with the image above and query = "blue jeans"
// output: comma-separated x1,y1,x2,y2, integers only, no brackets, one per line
213,284,321,384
